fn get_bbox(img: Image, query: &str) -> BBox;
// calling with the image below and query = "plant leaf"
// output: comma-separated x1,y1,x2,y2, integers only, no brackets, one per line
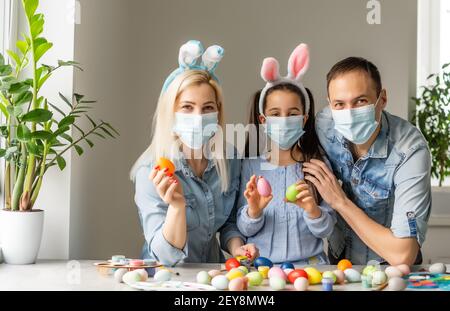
56,155,66,170
22,109,53,122
85,138,94,148
48,102,66,117
30,130,53,140
16,41,28,54
74,144,83,156
58,116,75,128
24,0,39,19
0,64,13,76
14,91,33,106
35,42,53,62
6,50,20,67
17,124,31,142
58,92,72,108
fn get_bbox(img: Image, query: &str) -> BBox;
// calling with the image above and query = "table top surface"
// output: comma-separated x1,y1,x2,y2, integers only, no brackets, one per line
0,260,448,291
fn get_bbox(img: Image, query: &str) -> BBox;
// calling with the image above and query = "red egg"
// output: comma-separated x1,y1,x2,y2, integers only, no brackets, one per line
288,269,308,284
225,258,241,271
256,176,272,197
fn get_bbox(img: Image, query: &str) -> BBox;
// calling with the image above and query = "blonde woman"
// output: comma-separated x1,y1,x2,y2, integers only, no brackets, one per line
130,40,258,266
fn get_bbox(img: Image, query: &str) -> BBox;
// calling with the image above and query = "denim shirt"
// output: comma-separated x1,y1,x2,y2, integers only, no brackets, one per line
236,156,336,265
133,154,244,266
316,106,432,265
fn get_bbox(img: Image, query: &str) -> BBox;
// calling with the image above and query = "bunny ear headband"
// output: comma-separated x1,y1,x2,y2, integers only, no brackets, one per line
259,43,310,115
161,40,224,93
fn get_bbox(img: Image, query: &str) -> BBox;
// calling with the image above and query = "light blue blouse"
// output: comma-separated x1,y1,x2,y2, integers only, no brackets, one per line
236,156,336,265
133,154,244,266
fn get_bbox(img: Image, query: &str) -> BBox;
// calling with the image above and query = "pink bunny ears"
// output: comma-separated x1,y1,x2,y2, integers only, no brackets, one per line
259,43,310,115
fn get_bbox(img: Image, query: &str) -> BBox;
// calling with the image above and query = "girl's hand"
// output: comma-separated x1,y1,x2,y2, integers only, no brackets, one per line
149,165,185,209
244,175,273,219
231,243,260,260
292,180,322,219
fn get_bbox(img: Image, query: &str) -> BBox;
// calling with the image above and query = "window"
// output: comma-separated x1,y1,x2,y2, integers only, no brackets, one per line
417,0,450,187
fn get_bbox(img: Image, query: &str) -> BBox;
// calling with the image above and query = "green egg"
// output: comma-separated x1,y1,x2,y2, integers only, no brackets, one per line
285,184,299,202
247,272,263,286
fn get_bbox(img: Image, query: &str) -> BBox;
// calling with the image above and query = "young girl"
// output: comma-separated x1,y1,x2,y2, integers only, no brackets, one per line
237,43,336,265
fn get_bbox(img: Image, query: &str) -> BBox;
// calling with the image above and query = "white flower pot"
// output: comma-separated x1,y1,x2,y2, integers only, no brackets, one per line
0,209,44,264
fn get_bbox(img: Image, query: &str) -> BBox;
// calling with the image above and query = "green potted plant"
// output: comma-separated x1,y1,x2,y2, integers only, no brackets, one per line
0,0,118,264
412,62,450,218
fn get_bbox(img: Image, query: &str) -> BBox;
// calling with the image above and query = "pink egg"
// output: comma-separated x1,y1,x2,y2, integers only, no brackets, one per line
257,177,272,197
208,270,222,278
228,277,245,291
268,267,287,280
396,264,410,276
333,269,346,284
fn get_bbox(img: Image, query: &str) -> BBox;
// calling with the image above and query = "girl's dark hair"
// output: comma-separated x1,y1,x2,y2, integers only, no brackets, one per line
244,83,324,203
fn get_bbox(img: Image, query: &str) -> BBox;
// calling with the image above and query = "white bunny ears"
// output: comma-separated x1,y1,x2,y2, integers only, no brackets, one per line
161,40,224,93
258,43,310,115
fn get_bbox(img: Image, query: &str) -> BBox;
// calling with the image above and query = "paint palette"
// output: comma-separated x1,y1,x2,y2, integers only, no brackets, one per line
406,272,450,290
93,259,162,275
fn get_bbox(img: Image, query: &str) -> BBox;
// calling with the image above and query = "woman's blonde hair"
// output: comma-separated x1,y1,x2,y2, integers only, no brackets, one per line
130,70,229,192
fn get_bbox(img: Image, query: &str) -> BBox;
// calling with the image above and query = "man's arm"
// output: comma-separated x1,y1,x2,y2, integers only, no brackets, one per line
303,145,431,265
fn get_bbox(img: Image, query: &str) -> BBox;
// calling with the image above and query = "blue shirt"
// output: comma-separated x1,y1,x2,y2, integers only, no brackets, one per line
236,156,336,265
133,154,244,266
316,106,432,264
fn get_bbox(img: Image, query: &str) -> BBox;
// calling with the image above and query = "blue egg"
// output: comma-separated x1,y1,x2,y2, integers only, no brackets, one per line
254,257,273,269
280,262,294,270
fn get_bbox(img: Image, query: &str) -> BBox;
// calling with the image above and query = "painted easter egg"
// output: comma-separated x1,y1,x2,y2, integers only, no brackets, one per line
258,266,270,279
384,266,403,278
228,277,245,291
211,275,229,290
429,262,447,274
294,277,309,291
208,270,222,278
246,272,263,286
269,276,286,291
333,269,346,284
122,271,142,285
322,271,337,283
304,267,322,285
337,259,352,271
196,271,212,284
114,268,127,283
154,269,172,282
371,270,388,286
285,184,300,202
387,277,407,291
157,157,175,175
344,268,361,283
362,265,378,277
254,257,273,269
268,267,287,280
280,262,295,270
225,258,241,271
396,264,410,276
135,269,148,282
257,176,272,197
287,269,308,284
237,266,249,275
226,268,244,280
129,259,144,267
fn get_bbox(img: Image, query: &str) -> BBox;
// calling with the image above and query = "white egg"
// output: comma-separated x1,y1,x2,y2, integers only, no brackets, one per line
344,268,361,283
387,277,407,291
372,271,388,286
114,268,128,283
385,266,403,278
269,276,286,291
429,263,447,274
135,269,148,281
333,269,346,284
294,277,309,291
154,269,172,282
122,271,141,285
196,271,212,284
211,275,229,290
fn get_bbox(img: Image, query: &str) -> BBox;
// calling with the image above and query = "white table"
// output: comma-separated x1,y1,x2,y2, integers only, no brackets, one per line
0,260,447,291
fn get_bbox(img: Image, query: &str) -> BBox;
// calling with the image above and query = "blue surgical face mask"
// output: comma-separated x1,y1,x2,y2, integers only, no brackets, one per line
331,94,382,145
264,115,305,150
173,112,218,149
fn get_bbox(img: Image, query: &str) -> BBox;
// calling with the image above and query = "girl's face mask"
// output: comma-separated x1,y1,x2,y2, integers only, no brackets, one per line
172,112,218,149
264,115,305,150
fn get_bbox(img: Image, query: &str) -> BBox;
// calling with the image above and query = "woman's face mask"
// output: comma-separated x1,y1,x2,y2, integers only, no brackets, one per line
331,93,382,145
172,112,218,149
264,115,305,150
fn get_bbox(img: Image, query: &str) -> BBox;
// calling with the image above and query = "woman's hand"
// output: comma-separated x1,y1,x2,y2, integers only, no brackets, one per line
292,180,321,219
149,165,185,209
302,159,348,211
244,175,273,219
230,243,260,260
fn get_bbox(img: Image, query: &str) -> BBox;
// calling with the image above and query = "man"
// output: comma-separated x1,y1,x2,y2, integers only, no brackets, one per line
303,57,431,265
